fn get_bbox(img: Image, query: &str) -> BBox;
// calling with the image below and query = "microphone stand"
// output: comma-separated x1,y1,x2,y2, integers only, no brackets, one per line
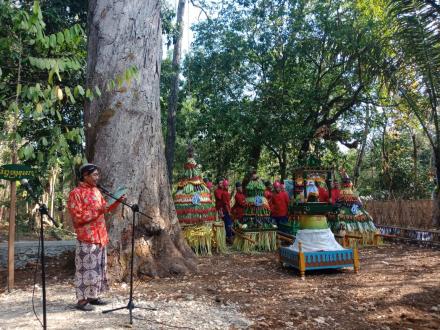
99,185,155,325
23,184,56,330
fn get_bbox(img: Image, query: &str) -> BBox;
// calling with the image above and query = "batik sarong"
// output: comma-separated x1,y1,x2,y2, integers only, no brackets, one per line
74,241,109,300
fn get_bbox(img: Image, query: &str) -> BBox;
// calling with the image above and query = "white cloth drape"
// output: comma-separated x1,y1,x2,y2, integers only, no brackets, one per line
288,228,345,252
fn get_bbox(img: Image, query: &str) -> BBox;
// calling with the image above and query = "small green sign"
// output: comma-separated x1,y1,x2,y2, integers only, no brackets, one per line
0,164,34,181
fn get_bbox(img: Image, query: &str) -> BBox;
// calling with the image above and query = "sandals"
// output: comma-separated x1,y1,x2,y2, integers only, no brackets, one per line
75,302,95,311
88,298,109,306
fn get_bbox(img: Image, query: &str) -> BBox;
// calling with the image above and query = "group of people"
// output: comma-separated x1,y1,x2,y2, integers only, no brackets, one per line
212,178,290,244
66,163,293,311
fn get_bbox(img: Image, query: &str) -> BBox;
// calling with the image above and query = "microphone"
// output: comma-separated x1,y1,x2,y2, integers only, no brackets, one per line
97,184,111,194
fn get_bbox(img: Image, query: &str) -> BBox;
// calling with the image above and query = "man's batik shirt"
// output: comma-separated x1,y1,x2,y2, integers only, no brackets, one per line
68,182,109,246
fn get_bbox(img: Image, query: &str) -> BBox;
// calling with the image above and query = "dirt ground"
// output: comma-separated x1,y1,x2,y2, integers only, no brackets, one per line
1,243,440,329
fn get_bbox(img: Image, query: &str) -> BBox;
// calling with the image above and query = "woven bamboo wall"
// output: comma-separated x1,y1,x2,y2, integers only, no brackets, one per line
364,199,433,229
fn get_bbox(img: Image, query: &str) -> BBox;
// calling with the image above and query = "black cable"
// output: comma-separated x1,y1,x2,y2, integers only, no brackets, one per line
32,233,44,328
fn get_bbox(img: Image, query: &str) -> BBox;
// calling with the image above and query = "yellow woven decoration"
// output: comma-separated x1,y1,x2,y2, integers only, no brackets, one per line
212,221,227,253
182,224,213,256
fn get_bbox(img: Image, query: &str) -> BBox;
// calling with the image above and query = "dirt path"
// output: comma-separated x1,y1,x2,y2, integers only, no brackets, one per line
1,244,440,329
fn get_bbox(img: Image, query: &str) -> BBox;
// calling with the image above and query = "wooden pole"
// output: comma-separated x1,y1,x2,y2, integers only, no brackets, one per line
353,241,360,273
231,228,256,244
8,153,17,292
277,234,293,244
298,241,306,279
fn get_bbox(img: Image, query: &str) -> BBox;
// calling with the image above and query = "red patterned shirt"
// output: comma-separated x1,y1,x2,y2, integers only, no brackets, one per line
68,182,111,246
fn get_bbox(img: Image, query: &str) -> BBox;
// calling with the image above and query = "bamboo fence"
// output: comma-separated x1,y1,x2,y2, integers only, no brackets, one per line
364,199,433,229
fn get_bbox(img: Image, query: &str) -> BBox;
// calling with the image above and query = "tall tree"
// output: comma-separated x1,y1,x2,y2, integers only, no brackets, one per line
85,0,196,279
183,0,386,176
165,0,186,185
387,0,440,226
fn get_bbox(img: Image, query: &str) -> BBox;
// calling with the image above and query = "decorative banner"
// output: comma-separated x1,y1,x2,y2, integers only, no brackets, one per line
0,164,34,181
351,204,359,215
191,193,201,205
254,196,263,207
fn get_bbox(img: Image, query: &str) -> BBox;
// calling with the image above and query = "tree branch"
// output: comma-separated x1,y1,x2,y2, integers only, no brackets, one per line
399,87,436,151
264,142,282,165
189,0,211,21
319,83,365,127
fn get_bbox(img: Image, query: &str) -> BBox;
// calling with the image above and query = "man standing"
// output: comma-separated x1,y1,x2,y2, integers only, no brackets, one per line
67,163,122,311
232,181,246,222
214,179,224,218
221,179,233,244
270,181,290,227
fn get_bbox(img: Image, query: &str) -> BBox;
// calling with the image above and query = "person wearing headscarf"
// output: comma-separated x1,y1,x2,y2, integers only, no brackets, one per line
231,181,246,222
67,163,123,311
270,180,290,226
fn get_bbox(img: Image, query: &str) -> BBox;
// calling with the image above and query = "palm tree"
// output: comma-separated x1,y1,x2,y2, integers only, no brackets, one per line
388,0,440,226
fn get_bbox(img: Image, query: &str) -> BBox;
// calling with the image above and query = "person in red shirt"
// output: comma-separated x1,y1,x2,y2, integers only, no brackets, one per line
232,182,246,222
270,181,290,226
318,184,330,202
214,179,224,217
221,179,234,244
67,163,122,311
330,181,341,204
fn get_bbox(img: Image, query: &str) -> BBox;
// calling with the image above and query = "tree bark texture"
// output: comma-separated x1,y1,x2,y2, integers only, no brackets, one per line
165,0,186,185
242,144,262,190
280,145,287,181
85,0,196,280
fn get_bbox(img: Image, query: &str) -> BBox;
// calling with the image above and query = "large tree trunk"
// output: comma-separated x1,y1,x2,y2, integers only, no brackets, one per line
280,145,287,181
165,0,186,185
85,0,196,280
242,144,262,190
248,144,262,171
298,139,310,162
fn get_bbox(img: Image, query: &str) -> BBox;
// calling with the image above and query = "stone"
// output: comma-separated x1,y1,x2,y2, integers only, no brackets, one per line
292,311,302,318
314,316,327,324
184,294,194,301
430,306,439,312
